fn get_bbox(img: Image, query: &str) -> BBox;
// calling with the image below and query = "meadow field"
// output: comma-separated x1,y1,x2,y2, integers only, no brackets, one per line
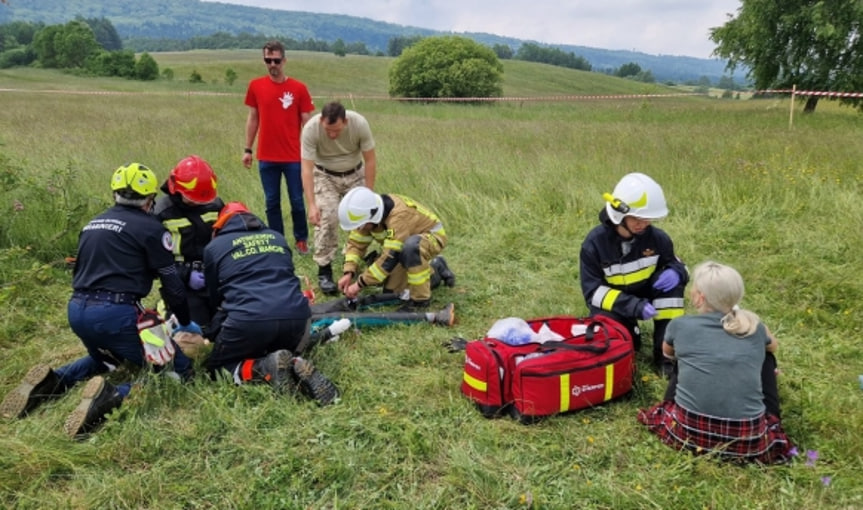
0,50,862,509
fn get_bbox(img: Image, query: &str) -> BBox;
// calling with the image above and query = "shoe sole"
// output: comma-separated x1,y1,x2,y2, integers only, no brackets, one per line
63,376,106,438
0,364,52,419
435,303,456,327
293,358,340,406
269,350,295,393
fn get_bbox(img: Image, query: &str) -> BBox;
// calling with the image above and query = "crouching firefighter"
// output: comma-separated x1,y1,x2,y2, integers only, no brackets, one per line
202,202,339,405
579,172,688,376
335,186,456,312
0,163,202,437
153,155,224,339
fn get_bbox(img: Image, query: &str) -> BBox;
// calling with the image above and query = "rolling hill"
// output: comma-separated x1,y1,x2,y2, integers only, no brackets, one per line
0,0,746,84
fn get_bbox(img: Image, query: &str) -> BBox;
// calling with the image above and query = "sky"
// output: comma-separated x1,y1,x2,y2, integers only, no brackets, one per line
205,0,742,59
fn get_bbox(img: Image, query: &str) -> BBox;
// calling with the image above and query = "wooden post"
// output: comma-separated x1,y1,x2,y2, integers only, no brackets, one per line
789,84,796,129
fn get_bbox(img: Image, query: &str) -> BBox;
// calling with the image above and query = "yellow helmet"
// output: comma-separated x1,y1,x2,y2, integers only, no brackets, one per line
111,163,159,198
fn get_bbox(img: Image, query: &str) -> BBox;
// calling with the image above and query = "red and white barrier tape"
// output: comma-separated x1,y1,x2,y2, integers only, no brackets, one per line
755,89,863,98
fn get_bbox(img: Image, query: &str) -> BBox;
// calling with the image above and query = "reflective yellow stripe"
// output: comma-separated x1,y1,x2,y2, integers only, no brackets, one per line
140,327,166,347
559,373,570,412
601,288,621,311
345,253,363,265
349,231,373,243
407,267,431,285
201,211,219,223
463,372,487,392
383,239,403,251
369,263,387,281
656,308,684,320
606,265,654,285
162,218,192,258
604,365,614,401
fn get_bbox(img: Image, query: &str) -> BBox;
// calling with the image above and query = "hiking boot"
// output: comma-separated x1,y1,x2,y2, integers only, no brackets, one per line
295,240,309,255
63,376,124,438
251,350,295,393
430,256,456,288
317,265,338,296
291,356,340,406
430,303,456,327
1,364,66,419
397,299,431,313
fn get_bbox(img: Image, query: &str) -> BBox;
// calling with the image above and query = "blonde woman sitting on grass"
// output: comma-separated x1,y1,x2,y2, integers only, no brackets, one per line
637,261,793,464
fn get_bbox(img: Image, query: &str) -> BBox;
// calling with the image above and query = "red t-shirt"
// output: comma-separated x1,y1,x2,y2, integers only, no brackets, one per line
244,76,314,162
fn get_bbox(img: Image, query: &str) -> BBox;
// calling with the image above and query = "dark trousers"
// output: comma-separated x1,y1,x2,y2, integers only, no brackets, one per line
205,316,309,376
258,160,307,242
663,352,782,418
61,296,193,395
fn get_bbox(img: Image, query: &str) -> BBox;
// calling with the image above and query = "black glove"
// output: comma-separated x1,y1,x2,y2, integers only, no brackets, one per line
443,336,468,353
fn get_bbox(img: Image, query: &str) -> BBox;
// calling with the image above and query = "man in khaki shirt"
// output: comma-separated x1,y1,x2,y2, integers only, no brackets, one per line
301,101,376,295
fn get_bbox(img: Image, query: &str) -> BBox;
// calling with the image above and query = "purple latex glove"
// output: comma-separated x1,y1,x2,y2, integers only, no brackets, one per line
189,270,206,290
652,269,680,292
641,303,657,320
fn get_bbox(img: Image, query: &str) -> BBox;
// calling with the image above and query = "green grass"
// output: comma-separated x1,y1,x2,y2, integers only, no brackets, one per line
1,51,862,508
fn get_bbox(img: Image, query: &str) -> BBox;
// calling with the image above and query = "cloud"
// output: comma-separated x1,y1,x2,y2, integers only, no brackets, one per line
205,0,741,58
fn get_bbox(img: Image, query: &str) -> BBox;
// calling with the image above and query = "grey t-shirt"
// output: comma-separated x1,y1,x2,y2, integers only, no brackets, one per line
665,312,769,418
301,110,375,171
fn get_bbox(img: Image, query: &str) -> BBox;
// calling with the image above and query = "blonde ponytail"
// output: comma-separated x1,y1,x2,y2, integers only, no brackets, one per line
692,261,761,338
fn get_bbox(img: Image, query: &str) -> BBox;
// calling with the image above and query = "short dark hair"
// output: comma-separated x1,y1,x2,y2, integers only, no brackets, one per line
321,102,347,124
262,40,285,57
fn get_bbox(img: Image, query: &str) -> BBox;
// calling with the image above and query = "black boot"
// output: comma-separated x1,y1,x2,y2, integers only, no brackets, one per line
63,376,124,438
248,350,294,393
1,364,67,419
317,264,338,296
429,256,456,288
291,356,340,406
397,299,431,313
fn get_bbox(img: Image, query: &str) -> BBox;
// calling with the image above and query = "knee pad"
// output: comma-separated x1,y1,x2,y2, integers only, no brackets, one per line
400,235,423,268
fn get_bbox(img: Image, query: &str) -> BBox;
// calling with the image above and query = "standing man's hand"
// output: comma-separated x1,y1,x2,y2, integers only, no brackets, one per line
307,203,321,226
242,152,253,169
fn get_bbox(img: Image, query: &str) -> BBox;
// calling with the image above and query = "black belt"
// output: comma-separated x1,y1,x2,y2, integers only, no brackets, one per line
315,162,362,177
72,290,140,305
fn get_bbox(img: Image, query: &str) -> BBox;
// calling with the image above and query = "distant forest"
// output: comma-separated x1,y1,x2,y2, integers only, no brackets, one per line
0,0,746,84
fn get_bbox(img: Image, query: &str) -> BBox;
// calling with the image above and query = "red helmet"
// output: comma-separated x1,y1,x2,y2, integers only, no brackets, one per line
212,201,251,234
168,155,217,204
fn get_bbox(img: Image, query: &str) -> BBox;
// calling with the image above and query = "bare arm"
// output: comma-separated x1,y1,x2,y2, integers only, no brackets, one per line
662,341,675,360
242,107,259,169
363,148,376,189
300,111,311,128
301,158,320,225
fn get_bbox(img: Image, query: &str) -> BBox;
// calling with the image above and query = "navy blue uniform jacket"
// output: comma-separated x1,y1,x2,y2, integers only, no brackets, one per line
203,213,310,321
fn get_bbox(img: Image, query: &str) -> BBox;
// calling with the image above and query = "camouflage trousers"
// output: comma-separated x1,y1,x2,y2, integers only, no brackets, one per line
312,168,366,267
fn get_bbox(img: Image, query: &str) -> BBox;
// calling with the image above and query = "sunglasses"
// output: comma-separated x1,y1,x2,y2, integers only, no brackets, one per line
263,57,282,65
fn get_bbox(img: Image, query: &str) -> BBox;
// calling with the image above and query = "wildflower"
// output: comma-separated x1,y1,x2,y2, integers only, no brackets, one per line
587,436,594,444
821,476,832,487
572,464,580,471
788,446,799,457
806,450,818,467
13,200,24,211
378,406,389,416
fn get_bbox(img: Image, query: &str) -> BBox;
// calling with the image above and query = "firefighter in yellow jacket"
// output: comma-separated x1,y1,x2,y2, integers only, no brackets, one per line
336,187,455,312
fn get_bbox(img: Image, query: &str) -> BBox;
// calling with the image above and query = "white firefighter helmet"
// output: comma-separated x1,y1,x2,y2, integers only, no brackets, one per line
338,186,384,230
604,172,668,225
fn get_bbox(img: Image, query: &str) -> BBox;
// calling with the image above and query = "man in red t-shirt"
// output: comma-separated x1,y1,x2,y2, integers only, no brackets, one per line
242,40,315,255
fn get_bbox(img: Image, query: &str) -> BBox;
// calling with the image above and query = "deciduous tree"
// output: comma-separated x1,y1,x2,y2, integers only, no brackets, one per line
711,0,863,113
388,36,503,99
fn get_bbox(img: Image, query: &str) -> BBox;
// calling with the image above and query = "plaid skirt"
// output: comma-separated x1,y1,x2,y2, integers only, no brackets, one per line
637,400,793,464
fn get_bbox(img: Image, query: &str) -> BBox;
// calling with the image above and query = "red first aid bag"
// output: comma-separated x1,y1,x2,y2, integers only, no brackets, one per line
460,315,635,423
